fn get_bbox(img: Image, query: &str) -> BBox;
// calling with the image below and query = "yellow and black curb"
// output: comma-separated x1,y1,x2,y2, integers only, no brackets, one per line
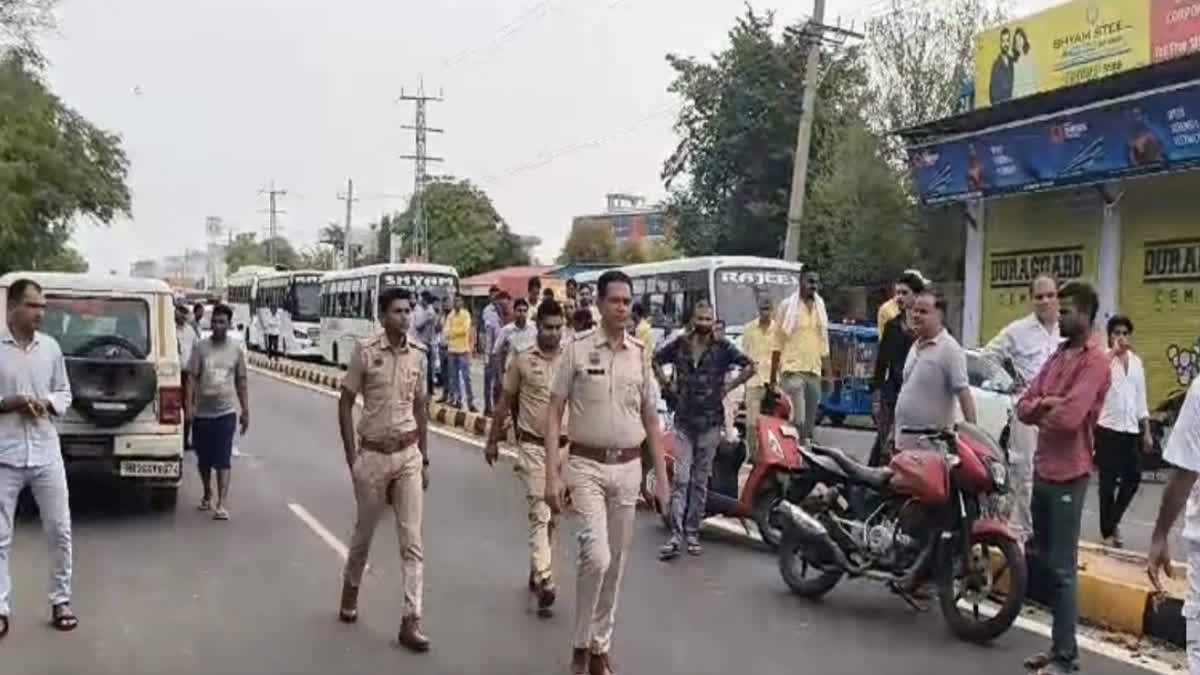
249,354,494,440
249,353,1188,647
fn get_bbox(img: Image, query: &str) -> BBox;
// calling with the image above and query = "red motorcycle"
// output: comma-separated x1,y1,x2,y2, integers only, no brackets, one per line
646,392,803,548
774,423,1027,643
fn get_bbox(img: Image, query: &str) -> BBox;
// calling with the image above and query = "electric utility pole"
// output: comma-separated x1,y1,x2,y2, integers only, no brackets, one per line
399,80,443,262
782,0,862,262
337,178,357,269
259,181,288,266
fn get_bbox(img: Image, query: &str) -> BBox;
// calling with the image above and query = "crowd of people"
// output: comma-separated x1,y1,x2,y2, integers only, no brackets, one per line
6,266,1200,675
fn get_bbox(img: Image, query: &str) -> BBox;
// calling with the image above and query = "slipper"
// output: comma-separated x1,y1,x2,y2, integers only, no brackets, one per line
197,499,212,512
50,604,78,632
213,509,229,521
0,614,8,639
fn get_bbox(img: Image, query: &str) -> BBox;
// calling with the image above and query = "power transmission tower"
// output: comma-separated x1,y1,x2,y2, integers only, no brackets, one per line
399,80,444,262
258,181,288,266
782,0,862,263
337,178,357,269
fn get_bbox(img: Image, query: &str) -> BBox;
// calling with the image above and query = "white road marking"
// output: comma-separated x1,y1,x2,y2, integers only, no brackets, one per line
254,363,1184,670
288,501,371,575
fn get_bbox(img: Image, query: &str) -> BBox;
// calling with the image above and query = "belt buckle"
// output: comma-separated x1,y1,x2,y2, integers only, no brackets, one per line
605,447,620,463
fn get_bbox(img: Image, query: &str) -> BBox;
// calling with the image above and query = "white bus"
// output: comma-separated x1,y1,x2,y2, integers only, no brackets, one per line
225,265,276,343
248,269,326,359
573,256,806,350
318,263,459,366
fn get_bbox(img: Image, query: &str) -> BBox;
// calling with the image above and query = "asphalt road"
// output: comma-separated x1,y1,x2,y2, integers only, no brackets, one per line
3,371,1159,674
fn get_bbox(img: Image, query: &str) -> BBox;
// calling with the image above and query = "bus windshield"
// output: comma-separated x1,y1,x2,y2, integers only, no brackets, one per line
379,271,458,304
293,281,322,323
713,267,800,328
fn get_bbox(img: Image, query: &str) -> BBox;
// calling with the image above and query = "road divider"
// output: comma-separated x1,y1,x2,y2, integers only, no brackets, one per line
248,353,1188,653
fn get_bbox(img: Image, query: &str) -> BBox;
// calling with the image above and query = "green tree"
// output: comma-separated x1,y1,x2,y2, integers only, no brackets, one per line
225,233,266,273
299,244,336,271
617,237,681,264
41,245,88,273
393,178,529,276
661,8,913,287
558,221,617,264
1,0,57,62
0,51,131,275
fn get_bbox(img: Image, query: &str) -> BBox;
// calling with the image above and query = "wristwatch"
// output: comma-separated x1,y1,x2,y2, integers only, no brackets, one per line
422,457,430,467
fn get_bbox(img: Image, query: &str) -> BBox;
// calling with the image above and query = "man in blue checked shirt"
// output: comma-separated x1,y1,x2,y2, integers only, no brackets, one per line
0,278,77,640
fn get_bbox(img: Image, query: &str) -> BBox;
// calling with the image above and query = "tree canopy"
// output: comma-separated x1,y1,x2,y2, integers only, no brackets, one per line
390,177,529,277
224,232,299,273
659,4,997,289
0,50,131,275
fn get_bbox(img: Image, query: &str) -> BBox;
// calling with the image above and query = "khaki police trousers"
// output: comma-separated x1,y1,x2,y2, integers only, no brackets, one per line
567,454,641,654
343,445,425,618
518,441,564,584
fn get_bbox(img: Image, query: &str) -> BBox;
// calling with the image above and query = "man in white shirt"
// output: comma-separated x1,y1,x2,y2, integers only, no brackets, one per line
1095,315,1152,548
263,304,282,362
1148,374,1200,673
982,273,1060,547
176,303,198,450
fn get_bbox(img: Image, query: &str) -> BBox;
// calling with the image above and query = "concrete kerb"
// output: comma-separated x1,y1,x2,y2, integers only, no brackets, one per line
249,354,1188,648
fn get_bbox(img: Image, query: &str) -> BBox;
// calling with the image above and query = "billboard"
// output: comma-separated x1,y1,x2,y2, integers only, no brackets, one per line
909,82,1200,203
974,0,1200,110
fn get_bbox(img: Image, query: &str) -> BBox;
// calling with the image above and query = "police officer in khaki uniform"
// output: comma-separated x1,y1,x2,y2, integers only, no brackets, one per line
485,298,568,617
545,270,669,675
336,286,431,653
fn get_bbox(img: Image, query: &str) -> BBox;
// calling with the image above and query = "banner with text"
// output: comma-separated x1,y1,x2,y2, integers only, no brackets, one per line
974,0,1200,109
909,83,1200,203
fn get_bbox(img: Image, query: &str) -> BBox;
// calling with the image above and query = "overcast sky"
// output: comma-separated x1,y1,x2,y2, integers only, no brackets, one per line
43,0,1053,274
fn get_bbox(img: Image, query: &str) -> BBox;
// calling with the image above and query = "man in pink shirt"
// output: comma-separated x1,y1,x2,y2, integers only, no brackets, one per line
1015,281,1111,675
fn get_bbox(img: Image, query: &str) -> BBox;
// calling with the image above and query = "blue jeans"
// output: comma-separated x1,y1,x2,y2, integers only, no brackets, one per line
0,460,73,616
446,352,474,407
669,426,722,541
483,362,498,414
1032,475,1088,667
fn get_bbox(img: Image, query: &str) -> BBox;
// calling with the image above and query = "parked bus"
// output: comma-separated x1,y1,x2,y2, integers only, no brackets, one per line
318,263,459,366
573,256,806,349
225,265,276,342
247,269,325,359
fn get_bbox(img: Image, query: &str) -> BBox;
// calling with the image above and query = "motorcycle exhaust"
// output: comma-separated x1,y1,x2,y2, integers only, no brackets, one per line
773,501,854,571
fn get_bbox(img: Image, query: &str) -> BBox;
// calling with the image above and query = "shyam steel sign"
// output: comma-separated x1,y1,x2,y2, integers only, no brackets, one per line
989,246,1085,288
1144,238,1200,282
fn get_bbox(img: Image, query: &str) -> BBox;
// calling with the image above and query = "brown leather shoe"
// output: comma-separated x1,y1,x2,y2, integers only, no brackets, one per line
338,581,359,623
570,648,590,674
588,651,615,675
536,577,557,617
398,615,430,652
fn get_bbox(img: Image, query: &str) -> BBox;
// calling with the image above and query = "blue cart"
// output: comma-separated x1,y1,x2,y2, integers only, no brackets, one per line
818,323,879,426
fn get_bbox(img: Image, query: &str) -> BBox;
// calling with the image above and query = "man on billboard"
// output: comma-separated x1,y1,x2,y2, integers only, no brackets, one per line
989,27,1015,105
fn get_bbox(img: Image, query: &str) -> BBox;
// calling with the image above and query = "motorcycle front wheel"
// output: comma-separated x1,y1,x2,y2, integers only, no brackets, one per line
778,529,843,599
936,532,1028,643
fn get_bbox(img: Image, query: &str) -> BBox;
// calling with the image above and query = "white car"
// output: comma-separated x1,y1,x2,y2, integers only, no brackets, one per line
957,348,1018,447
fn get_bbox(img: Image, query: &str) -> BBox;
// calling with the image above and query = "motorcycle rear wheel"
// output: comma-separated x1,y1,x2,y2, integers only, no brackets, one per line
778,530,843,599
936,532,1027,644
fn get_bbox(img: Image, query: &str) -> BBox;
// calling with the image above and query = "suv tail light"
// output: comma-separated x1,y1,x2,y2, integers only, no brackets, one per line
159,386,183,425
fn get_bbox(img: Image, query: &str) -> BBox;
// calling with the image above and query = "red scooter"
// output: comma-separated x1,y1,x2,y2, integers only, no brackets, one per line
646,392,804,549
774,423,1027,643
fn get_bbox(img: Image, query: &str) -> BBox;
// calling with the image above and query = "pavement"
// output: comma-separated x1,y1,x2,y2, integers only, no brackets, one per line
1,370,1180,674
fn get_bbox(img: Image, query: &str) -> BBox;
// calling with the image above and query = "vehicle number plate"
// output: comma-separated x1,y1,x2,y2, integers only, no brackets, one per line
119,461,181,478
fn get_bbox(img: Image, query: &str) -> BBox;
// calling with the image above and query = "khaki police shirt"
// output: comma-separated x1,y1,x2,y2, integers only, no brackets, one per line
503,343,565,440
342,334,426,445
551,328,653,449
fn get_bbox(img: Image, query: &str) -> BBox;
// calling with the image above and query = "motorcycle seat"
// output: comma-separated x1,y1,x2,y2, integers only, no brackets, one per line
809,444,891,488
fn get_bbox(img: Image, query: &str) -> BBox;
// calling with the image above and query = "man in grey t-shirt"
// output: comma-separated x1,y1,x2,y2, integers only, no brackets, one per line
185,304,249,520
894,288,976,446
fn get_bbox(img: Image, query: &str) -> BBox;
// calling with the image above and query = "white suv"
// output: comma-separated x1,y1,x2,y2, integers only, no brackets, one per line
0,273,185,511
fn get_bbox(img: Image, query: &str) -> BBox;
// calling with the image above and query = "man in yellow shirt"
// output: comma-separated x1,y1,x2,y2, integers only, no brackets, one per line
741,296,775,462
442,294,476,411
770,267,829,443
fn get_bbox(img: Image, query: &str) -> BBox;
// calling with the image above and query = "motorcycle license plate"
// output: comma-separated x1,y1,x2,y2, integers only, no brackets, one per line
119,461,181,478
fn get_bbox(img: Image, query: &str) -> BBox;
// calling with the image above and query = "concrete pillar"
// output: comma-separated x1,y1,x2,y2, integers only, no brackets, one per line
1096,180,1124,329
961,199,985,348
